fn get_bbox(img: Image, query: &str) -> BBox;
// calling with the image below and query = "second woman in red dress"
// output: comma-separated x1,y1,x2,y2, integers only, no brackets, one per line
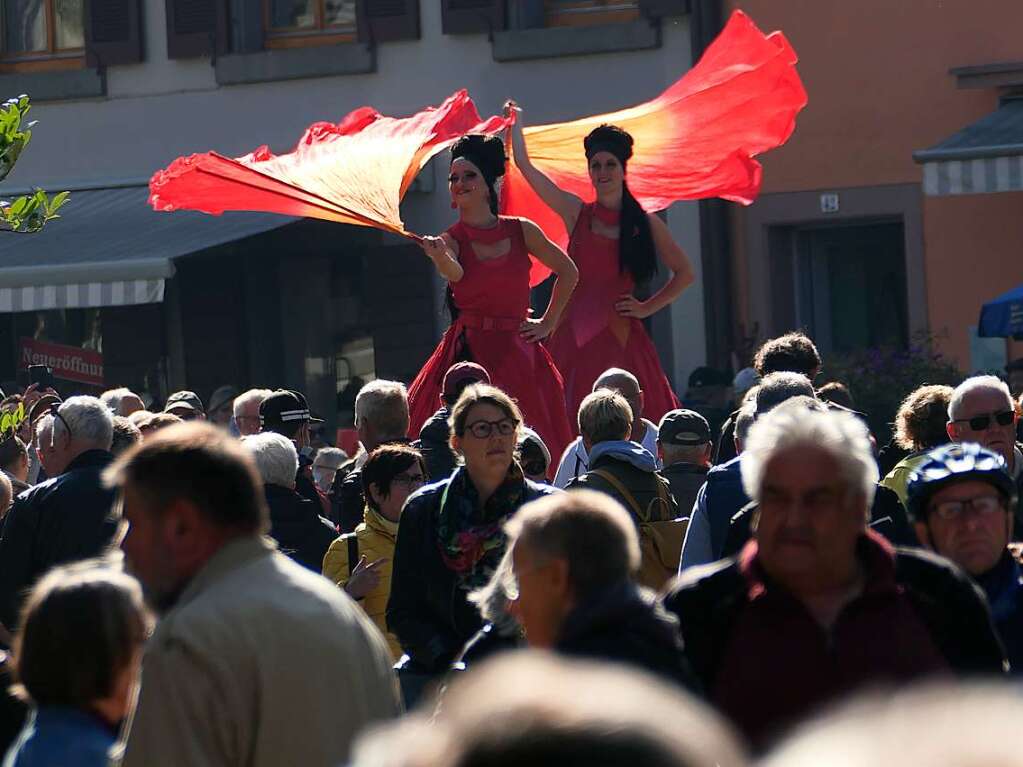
407,134,577,467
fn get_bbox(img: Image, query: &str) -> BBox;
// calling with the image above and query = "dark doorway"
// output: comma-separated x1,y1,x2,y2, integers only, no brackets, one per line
770,221,908,355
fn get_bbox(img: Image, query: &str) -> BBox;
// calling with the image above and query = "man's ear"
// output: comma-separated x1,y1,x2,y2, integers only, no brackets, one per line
162,498,204,549
548,558,572,599
946,421,958,442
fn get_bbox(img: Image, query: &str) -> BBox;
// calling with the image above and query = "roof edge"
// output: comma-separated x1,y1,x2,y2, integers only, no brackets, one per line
913,143,1023,164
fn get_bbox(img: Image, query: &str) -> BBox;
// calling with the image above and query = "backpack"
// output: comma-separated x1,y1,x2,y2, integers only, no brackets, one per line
590,469,688,592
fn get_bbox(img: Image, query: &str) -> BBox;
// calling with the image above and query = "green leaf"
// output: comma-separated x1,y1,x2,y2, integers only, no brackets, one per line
0,188,71,233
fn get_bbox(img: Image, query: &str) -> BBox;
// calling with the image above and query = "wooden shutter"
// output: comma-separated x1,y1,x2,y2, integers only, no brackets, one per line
638,0,690,17
358,0,420,43
84,0,143,66
441,0,505,35
166,0,229,59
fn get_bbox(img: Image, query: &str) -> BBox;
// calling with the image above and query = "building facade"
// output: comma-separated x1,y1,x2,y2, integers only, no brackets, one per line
1,0,705,428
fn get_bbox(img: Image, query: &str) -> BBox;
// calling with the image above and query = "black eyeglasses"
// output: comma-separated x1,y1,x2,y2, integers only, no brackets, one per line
392,471,426,490
953,410,1015,431
464,417,518,440
929,494,1004,521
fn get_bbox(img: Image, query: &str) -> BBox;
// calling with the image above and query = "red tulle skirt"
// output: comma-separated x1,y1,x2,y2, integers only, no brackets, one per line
408,318,574,468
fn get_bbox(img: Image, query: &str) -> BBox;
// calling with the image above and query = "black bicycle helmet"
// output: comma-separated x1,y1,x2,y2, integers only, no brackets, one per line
905,442,1017,522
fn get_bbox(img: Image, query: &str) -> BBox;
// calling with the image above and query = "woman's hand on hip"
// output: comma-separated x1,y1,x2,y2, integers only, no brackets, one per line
615,293,653,319
519,316,554,343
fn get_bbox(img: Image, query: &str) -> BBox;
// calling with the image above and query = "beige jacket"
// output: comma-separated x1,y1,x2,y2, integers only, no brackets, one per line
119,536,400,767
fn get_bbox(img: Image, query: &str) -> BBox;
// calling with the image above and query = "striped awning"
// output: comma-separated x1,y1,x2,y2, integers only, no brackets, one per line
0,185,294,310
0,278,166,312
915,98,1023,196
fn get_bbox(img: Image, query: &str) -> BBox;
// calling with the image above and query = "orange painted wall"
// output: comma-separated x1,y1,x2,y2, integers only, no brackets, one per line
724,0,1023,368
923,192,1023,368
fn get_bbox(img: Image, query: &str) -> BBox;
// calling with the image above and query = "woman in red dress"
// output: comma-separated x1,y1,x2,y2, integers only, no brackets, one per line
509,113,694,426
408,134,578,464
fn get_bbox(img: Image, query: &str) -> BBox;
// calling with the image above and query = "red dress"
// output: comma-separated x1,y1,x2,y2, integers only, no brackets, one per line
546,203,680,426
408,217,574,464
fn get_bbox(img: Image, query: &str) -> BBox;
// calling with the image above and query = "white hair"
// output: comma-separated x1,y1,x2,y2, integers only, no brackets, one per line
741,401,878,507
312,447,348,470
948,375,1013,420
53,396,114,451
355,380,409,436
100,388,136,413
233,388,274,418
241,433,298,488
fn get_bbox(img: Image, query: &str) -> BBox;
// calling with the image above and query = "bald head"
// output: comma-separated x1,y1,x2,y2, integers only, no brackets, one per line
592,368,644,427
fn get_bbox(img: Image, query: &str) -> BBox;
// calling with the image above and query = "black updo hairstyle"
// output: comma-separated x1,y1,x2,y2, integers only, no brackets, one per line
450,134,507,217
446,134,509,321
584,125,657,285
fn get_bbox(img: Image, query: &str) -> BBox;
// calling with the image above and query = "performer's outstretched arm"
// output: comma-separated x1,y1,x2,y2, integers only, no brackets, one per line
615,214,695,319
519,219,579,343
420,233,464,282
506,102,583,232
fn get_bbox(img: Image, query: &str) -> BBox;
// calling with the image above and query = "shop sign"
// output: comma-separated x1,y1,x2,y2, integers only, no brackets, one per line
18,337,104,387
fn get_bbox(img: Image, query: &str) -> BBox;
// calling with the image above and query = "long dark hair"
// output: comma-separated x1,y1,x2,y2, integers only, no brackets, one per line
584,125,657,286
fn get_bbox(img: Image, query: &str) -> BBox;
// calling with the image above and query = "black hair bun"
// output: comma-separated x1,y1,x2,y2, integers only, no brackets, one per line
450,134,507,181
584,124,634,162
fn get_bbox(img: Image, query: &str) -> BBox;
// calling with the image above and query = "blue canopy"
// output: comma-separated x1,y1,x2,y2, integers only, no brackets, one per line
979,284,1023,339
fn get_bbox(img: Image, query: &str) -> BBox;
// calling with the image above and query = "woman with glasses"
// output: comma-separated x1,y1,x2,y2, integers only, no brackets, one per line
322,444,426,660
406,133,577,470
387,385,559,707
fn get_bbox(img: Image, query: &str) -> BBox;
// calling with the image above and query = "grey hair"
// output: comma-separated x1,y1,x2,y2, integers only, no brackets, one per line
741,400,878,507
734,402,756,447
54,397,114,451
312,447,348,470
100,388,136,414
241,432,298,488
948,375,1013,420
661,443,708,466
466,548,520,637
355,380,409,437
232,388,274,418
754,371,816,417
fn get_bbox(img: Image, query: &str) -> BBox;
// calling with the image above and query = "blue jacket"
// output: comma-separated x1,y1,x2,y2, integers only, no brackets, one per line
679,456,748,571
4,707,116,767
977,551,1023,675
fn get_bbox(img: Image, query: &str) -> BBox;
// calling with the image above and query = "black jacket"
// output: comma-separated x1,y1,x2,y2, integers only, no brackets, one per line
663,543,1007,693
0,450,116,630
386,474,558,674
419,407,457,482
568,453,678,522
661,462,709,517
556,581,699,692
264,484,337,573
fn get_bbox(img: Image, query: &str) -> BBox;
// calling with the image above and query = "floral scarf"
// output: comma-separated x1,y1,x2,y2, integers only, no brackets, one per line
436,463,526,591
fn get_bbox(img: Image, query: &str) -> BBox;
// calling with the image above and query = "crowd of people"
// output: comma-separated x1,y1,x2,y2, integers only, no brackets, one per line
0,325,1015,765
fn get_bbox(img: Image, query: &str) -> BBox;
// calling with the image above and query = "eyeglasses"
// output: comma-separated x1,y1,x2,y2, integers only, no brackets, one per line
953,410,1015,431
929,494,1005,521
392,471,426,490
464,418,518,440
49,402,72,444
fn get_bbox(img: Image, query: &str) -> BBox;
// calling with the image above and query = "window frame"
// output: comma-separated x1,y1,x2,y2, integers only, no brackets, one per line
262,0,358,47
543,0,639,28
0,0,86,68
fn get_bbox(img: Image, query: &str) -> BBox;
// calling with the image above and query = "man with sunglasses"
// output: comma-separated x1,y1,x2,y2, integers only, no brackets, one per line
946,376,1022,529
908,442,1023,673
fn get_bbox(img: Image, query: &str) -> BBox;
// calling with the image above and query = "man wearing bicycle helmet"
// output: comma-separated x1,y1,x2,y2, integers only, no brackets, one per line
908,442,1023,672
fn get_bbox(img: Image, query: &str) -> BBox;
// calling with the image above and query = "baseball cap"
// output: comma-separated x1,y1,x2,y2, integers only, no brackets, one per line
687,366,730,389
28,394,62,425
443,362,491,401
657,409,711,446
164,390,205,415
733,367,761,398
259,390,324,432
207,385,238,415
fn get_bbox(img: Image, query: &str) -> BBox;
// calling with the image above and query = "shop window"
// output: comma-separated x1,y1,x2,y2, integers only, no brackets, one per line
263,0,356,48
543,0,639,27
0,0,85,71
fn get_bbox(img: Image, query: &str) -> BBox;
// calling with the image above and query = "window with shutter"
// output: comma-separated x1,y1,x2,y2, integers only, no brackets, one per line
543,1,639,28
440,0,505,35
84,0,142,66
637,0,688,17
263,0,358,48
359,0,419,43
0,0,87,71
166,0,228,59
